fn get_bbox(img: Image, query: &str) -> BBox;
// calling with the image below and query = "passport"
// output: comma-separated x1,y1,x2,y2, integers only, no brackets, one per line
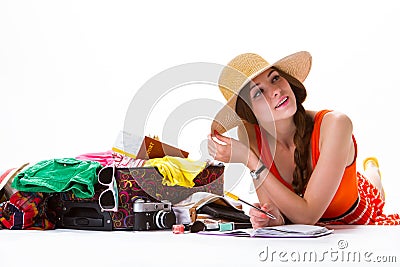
136,136,189,159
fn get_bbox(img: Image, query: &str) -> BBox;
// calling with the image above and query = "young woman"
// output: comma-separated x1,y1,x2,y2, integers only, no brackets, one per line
208,51,400,227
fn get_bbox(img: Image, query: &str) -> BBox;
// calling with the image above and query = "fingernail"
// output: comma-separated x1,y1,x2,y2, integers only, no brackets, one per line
214,130,219,135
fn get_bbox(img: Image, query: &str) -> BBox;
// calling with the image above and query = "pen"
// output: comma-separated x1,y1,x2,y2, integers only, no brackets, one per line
224,191,277,220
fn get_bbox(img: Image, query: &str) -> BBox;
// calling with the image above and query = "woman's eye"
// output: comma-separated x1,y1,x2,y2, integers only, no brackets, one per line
252,88,263,99
272,74,280,83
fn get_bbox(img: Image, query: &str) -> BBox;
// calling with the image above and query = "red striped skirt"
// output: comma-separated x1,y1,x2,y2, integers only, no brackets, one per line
322,173,400,225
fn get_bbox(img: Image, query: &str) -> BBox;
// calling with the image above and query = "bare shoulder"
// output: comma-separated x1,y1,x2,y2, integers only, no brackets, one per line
312,110,355,166
306,110,352,128
321,110,353,130
318,111,354,153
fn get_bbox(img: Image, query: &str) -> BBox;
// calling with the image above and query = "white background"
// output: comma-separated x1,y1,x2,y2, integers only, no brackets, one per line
1,0,399,213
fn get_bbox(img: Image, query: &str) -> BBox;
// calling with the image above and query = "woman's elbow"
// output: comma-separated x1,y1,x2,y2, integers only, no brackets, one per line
300,217,320,225
288,214,321,225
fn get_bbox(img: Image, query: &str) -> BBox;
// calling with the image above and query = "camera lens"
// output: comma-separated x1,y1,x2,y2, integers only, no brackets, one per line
155,210,176,229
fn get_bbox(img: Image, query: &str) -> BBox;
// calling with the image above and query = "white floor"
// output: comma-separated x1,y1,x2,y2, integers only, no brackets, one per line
1,225,399,267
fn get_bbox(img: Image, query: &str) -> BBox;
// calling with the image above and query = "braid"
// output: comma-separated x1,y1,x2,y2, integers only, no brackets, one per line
292,102,314,196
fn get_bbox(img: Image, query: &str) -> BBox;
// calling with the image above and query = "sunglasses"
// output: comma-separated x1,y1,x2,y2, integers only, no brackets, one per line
98,166,119,212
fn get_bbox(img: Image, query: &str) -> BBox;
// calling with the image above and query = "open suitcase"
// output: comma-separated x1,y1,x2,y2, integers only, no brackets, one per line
55,164,224,231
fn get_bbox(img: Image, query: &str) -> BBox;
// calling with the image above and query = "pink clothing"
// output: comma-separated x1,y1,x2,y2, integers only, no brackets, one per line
75,150,115,166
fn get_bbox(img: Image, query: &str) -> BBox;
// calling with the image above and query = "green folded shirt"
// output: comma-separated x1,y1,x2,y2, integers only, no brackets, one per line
12,158,102,198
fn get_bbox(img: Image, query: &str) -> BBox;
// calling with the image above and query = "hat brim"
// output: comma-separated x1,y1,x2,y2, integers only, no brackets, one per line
211,51,312,134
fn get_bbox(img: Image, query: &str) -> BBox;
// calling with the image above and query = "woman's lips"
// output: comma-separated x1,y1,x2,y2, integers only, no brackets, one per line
275,96,289,109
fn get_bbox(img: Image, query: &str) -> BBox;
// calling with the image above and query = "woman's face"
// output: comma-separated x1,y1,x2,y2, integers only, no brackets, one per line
248,68,297,125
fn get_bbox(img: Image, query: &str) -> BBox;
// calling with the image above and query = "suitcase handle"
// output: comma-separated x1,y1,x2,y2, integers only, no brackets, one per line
59,201,113,230
63,216,104,227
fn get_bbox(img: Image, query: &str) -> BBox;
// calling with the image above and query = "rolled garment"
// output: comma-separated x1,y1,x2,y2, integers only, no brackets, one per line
144,156,207,188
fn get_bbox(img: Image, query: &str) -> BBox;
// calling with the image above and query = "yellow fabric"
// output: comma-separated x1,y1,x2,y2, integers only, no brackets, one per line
143,156,207,188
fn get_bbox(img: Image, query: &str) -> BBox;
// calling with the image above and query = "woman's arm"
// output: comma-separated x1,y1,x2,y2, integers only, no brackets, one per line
254,111,355,224
209,123,285,228
209,111,355,224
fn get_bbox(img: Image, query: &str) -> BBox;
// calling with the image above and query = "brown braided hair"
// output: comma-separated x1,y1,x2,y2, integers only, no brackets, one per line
291,97,314,196
236,70,314,196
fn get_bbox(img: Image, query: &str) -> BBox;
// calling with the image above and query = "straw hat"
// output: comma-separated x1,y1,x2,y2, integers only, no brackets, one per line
211,51,312,134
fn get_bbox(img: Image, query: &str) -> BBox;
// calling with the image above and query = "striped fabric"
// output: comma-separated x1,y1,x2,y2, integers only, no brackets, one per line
0,191,56,230
112,152,146,168
324,173,400,225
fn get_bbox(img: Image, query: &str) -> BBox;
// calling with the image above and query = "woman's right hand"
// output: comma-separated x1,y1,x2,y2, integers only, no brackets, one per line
249,202,284,229
207,131,256,166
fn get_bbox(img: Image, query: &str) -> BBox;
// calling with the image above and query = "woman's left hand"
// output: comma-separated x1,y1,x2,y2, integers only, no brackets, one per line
208,130,255,165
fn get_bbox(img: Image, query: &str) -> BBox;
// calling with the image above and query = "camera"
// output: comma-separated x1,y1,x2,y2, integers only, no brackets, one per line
132,200,176,230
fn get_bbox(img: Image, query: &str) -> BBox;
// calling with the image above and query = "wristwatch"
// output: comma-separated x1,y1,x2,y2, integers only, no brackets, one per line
250,164,266,180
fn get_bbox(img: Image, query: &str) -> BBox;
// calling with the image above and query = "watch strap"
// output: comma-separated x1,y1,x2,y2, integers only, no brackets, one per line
250,164,266,180
255,164,266,175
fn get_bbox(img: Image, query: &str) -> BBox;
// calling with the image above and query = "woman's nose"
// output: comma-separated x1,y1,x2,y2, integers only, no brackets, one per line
269,86,281,98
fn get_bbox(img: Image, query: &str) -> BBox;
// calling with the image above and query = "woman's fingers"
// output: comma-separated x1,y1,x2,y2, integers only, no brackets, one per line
207,132,233,162
208,131,250,164
207,134,216,157
249,210,268,219
213,130,230,145
250,216,270,229
249,203,275,229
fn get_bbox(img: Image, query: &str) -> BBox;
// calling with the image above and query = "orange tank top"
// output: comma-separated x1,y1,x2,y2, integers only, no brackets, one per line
255,109,359,219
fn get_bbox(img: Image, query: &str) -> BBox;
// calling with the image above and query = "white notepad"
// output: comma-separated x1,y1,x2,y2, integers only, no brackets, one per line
199,224,333,238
